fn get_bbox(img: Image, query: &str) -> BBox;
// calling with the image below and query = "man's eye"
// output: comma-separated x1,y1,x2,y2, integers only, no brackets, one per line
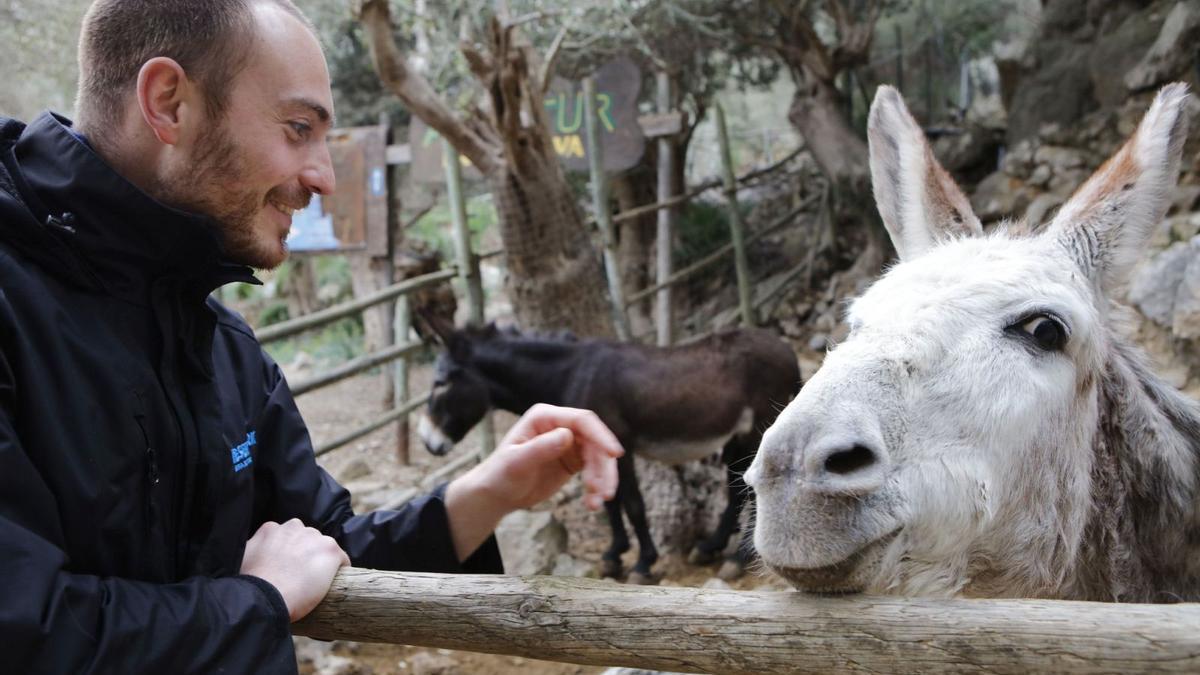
288,121,311,137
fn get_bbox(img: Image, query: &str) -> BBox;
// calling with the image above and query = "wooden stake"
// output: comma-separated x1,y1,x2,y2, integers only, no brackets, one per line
715,102,755,327
584,76,632,341
655,71,676,346
442,137,494,456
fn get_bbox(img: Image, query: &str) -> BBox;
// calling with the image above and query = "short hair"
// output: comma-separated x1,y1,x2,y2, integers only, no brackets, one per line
75,0,312,136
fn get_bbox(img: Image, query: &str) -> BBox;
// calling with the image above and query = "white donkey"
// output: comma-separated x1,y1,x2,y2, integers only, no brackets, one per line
747,83,1200,601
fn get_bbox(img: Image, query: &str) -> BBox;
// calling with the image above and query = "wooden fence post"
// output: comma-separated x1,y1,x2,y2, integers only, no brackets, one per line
442,137,494,456
392,295,411,465
715,102,755,327
584,76,632,341
654,71,676,346
381,112,413,466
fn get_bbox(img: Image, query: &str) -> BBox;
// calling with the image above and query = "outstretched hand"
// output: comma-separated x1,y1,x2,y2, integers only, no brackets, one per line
444,404,624,560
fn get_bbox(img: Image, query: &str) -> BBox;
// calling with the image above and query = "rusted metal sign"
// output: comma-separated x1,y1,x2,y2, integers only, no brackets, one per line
287,124,388,256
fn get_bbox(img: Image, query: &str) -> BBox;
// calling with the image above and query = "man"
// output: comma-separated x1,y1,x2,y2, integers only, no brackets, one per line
0,0,622,672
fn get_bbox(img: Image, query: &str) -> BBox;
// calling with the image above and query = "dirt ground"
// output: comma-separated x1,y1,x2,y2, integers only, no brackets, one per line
289,357,792,675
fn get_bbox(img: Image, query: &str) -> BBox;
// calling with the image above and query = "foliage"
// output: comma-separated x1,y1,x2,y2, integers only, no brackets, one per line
869,0,1025,123
259,299,292,326
676,199,732,268
0,0,91,120
408,192,498,260
295,0,413,127
313,254,352,292
261,317,366,368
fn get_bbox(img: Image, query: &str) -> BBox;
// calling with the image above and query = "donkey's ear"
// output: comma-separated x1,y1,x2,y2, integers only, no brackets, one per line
868,86,983,261
414,307,454,347
1044,83,1190,295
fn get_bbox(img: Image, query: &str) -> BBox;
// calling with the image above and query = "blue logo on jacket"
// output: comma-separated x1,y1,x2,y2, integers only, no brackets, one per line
231,431,256,472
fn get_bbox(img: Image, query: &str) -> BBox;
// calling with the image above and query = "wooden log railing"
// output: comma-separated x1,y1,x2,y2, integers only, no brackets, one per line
294,569,1200,674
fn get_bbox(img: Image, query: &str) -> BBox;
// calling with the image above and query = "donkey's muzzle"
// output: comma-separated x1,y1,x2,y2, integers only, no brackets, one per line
417,414,455,457
803,439,889,496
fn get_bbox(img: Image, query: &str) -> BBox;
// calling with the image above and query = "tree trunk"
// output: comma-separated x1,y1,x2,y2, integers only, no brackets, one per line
490,163,615,337
358,3,615,338
787,72,888,274
787,75,869,196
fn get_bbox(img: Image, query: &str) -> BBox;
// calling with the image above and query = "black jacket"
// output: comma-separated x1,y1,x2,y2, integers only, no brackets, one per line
0,113,501,674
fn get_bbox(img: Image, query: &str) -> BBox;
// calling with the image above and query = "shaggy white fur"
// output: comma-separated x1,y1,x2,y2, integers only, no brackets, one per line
748,84,1200,601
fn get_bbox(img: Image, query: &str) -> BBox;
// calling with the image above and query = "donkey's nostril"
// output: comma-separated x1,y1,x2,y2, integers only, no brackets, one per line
823,445,878,475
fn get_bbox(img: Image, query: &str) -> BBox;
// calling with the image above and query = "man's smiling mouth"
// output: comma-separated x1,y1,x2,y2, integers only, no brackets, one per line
269,200,300,217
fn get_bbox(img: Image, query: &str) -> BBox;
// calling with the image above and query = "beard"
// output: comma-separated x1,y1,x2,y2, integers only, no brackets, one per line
156,120,310,270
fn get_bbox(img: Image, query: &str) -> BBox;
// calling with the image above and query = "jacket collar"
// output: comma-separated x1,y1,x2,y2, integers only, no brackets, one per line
11,112,258,298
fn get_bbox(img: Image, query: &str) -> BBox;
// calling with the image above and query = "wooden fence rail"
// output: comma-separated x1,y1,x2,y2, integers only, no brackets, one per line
610,146,804,225
627,197,815,305
258,249,504,346
294,568,1200,675
257,268,458,344
290,340,423,396
313,394,431,458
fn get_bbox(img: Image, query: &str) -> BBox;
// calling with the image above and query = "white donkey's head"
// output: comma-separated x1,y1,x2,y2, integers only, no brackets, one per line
747,84,1191,597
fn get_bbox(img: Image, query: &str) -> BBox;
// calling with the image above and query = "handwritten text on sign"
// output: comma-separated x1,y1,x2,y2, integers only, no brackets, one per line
411,58,645,182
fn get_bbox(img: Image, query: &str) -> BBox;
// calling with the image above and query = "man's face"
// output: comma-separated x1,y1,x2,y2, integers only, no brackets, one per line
161,3,335,269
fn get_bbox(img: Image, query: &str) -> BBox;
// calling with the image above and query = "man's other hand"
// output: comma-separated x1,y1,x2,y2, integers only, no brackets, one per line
444,404,624,560
240,519,350,622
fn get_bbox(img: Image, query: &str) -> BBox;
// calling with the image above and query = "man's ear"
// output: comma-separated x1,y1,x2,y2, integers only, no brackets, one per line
135,57,191,146
868,85,983,261
1043,83,1190,295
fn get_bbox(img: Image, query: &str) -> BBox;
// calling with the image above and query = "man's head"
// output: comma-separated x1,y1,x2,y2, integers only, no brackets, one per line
75,0,336,269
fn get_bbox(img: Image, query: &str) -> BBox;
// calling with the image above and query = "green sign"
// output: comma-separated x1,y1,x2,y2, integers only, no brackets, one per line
411,57,646,182
545,57,645,172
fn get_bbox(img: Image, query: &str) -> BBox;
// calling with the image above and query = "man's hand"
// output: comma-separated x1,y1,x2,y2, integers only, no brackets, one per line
444,404,624,561
239,519,350,622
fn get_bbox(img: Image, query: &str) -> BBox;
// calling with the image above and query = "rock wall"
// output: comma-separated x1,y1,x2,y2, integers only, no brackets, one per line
961,0,1200,393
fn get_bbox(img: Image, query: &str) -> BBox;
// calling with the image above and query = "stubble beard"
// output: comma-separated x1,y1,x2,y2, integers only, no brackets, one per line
157,120,291,270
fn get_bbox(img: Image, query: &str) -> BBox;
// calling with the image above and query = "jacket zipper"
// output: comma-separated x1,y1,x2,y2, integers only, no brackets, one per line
133,411,161,536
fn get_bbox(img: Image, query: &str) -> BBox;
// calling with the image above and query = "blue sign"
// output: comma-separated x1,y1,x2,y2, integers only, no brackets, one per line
286,195,341,251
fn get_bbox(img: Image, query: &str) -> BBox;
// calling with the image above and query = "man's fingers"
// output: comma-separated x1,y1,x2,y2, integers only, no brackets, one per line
513,427,574,465
581,441,618,503
511,425,618,507
520,405,625,460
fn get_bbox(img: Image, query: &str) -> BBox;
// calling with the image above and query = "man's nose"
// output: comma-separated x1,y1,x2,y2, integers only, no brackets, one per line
300,144,336,196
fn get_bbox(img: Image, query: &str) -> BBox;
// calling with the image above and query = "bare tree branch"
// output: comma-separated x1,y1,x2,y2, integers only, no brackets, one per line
784,5,834,80
504,11,559,30
357,0,499,175
539,23,570,90
828,0,879,71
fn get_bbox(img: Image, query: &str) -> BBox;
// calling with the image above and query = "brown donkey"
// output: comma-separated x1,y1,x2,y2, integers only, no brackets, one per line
419,323,801,583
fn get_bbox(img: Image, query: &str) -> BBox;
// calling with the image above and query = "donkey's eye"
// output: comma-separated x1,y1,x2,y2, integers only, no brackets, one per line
1009,314,1068,352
